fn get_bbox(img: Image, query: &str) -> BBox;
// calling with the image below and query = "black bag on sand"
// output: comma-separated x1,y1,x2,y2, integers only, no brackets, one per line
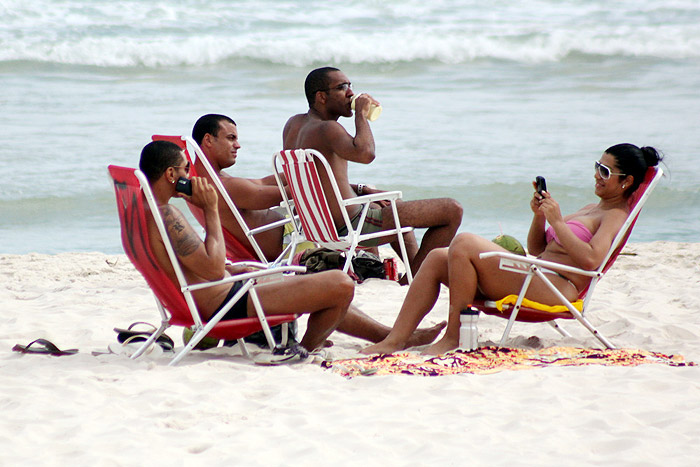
298,247,385,282
351,251,385,281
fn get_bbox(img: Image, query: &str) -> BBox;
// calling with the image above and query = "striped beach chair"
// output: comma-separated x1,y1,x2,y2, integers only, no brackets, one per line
273,148,414,283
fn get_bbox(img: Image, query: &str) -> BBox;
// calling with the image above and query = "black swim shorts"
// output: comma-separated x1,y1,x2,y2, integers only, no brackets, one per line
213,281,249,321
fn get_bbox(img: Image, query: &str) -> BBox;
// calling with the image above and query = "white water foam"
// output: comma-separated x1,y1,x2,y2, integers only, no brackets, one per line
2,1,700,66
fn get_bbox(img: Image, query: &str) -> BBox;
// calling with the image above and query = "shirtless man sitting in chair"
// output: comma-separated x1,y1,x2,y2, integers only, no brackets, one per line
283,66,464,276
192,114,289,262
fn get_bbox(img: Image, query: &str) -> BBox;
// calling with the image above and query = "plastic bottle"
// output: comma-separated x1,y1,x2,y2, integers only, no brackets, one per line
459,307,480,350
351,94,382,121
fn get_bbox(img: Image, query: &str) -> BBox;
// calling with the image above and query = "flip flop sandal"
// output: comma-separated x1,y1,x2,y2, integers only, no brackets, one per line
12,338,78,356
255,343,310,366
113,322,174,352
106,334,164,358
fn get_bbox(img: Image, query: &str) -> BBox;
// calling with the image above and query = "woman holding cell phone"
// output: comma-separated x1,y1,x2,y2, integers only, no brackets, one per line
362,143,663,356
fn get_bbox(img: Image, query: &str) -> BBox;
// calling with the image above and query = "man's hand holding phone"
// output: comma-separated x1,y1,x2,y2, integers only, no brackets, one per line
178,177,218,211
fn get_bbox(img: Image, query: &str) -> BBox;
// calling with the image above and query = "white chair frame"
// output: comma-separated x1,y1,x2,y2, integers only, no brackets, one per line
156,135,298,267
478,167,663,348
273,148,414,283
110,166,305,366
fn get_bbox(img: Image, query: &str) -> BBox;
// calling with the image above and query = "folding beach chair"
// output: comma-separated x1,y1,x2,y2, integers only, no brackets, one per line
273,148,414,283
151,135,297,266
108,165,305,365
474,166,663,349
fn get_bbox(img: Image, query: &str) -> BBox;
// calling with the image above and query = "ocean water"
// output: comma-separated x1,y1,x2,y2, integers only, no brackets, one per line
1,0,699,254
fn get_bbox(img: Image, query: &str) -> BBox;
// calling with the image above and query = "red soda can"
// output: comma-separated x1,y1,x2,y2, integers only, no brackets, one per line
383,258,399,281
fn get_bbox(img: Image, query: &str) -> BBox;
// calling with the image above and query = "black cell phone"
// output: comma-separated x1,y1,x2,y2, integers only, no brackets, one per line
175,177,192,196
535,176,547,194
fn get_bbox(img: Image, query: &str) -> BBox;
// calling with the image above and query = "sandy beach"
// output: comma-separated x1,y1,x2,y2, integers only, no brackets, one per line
2,241,699,465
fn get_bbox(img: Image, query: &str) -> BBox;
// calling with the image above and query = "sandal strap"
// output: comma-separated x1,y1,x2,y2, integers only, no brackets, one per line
12,338,78,356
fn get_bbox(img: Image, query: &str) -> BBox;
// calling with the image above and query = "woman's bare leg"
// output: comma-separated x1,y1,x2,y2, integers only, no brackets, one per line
425,234,484,354
425,232,576,354
361,248,450,354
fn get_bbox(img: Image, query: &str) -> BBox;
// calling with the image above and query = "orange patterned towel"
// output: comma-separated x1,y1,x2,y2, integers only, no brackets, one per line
322,346,695,378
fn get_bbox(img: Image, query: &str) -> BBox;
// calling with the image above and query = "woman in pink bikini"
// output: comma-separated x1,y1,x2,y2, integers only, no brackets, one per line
363,143,663,355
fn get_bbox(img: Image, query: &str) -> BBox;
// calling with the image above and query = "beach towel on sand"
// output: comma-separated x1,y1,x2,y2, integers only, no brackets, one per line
322,346,694,378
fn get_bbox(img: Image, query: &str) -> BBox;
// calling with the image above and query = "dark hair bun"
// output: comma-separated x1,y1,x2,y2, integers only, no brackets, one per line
640,146,662,167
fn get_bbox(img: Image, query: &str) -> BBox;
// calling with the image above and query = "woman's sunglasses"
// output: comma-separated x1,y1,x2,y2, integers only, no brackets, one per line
594,160,625,180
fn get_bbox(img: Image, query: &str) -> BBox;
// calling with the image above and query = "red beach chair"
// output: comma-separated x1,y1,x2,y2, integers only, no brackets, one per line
107,165,303,365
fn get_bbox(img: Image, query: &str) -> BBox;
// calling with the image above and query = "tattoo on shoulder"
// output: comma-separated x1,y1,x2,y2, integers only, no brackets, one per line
159,205,200,257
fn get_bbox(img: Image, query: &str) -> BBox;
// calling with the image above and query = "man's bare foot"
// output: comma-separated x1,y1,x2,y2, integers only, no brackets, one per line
423,336,458,355
406,321,447,347
360,339,404,355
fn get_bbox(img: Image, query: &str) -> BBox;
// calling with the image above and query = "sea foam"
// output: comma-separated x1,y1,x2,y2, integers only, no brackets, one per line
2,1,700,67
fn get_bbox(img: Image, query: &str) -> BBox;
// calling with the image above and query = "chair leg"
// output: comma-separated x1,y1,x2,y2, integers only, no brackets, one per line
574,314,615,349
248,287,277,349
498,274,535,347
132,300,171,359
547,320,571,337
168,343,193,366
281,322,289,346
238,339,251,359
529,268,615,349
390,201,413,284
341,241,359,275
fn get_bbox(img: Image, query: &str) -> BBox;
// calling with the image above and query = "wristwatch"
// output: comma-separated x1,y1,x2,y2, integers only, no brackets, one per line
356,183,365,195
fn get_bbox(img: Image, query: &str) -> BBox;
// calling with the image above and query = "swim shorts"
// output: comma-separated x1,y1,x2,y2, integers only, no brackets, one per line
337,207,384,247
213,281,249,321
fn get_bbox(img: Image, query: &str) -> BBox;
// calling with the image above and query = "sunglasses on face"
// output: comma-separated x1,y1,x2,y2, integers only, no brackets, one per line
318,82,352,93
594,160,625,180
171,161,191,175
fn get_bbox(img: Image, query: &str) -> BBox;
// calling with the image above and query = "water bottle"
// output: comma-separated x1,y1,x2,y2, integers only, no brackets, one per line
459,307,480,350
351,94,382,121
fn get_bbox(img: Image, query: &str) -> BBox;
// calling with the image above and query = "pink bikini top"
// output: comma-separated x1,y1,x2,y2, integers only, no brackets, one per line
546,220,593,245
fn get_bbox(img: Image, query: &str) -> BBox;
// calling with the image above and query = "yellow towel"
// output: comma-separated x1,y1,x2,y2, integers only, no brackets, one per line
282,218,315,256
495,295,583,313
283,220,295,237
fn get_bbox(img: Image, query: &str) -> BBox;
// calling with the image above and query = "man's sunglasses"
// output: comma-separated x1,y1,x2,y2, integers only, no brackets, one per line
171,161,191,175
317,82,352,93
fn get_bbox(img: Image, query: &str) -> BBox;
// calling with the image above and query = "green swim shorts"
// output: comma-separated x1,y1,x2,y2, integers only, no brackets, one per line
337,207,384,247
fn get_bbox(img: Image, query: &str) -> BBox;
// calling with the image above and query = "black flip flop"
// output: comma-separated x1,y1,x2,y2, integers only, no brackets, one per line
114,322,174,352
12,339,78,356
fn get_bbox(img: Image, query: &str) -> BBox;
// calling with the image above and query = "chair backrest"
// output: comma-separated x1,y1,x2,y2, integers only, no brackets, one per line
108,165,197,327
151,135,260,262
580,166,663,299
274,149,353,249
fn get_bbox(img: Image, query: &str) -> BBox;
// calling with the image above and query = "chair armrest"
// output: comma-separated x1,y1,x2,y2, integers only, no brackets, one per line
248,217,293,235
478,251,599,278
343,191,403,206
184,265,307,292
